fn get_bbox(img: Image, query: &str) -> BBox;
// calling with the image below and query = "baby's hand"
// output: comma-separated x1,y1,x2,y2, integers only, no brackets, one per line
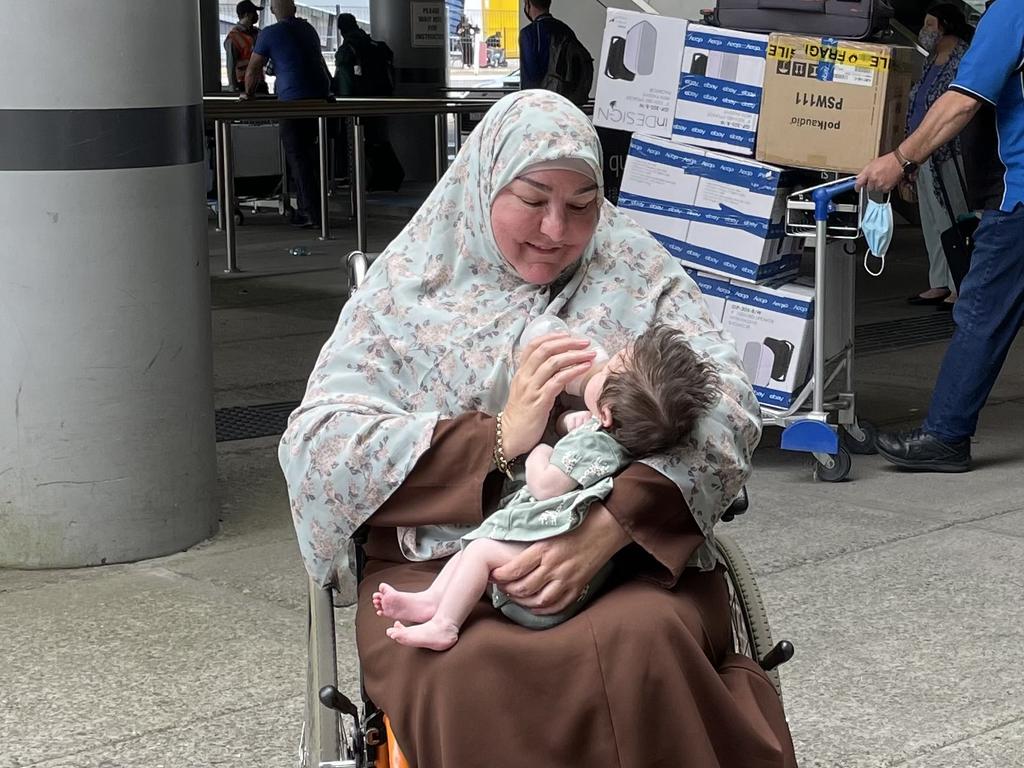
557,410,592,434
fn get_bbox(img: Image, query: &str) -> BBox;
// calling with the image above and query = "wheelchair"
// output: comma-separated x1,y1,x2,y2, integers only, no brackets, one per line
298,252,795,768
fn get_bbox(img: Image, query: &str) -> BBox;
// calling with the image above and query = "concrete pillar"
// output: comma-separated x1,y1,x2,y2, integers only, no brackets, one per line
199,0,224,93
0,0,217,567
371,0,449,181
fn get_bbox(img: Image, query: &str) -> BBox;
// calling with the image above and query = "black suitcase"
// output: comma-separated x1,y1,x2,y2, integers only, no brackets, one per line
714,0,893,40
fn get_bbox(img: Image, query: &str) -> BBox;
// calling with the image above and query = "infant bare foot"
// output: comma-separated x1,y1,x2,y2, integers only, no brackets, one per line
386,620,459,651
372,582,437,624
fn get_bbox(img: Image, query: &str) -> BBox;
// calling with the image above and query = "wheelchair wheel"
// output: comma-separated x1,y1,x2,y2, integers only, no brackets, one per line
716,533,783,699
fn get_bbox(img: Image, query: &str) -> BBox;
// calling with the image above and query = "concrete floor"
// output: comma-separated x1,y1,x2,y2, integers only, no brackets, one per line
3,193,1024,768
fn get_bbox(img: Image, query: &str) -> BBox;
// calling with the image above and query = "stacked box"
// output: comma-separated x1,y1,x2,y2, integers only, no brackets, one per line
593,9,689,138
756,34,915,172
685,268,733,322
674,24,768,156
618,134,802,284
723,280,815,409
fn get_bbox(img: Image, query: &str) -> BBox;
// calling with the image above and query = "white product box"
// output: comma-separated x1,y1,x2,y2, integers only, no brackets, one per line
593,9,688,138
723,280,815,409
685,268,732,323
674,24,768,156
618,134,802,284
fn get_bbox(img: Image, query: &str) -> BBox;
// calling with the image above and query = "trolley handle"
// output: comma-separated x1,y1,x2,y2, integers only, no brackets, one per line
811,177,857,221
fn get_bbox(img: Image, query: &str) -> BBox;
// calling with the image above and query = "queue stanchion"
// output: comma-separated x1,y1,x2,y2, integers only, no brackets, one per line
352,116,368,254
214,119,226,231
318,115,330,241
221,121,240,274
434,112,447,181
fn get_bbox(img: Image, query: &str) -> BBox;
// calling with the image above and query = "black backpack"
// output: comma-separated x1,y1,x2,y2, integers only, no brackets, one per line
542,27,594,107
347,36,396,97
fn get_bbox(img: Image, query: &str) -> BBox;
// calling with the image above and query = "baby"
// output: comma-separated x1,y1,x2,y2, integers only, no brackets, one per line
373,323,719,651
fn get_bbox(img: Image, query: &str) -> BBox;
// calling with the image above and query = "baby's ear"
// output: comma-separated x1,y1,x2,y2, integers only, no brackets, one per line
599,405,613,428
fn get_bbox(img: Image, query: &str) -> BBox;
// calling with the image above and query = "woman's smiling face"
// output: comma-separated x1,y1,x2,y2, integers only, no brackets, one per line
490,168,601,285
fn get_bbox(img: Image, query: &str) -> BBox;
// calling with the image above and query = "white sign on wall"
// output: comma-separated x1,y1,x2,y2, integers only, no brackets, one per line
411,2,445,48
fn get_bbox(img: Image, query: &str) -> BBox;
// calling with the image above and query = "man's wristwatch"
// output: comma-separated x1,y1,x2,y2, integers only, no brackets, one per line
893,147,919,177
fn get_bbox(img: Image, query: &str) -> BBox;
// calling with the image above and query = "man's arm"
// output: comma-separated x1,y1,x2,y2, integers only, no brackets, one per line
856,91,981,192
224,38,239,91
859,1,1023,193
242,51,267,98
519,23,545,89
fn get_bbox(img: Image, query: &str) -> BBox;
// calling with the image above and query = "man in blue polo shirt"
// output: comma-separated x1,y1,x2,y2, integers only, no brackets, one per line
858,0,1024,472
243,0,330,228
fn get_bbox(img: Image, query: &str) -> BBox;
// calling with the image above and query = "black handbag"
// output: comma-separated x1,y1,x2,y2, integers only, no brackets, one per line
935,160,979,293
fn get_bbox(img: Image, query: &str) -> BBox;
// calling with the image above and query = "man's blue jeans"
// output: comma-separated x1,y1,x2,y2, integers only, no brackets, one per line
924,204,1024,442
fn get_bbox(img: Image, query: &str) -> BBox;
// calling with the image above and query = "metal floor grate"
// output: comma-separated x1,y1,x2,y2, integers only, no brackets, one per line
854,313,956,355
215,401,299,442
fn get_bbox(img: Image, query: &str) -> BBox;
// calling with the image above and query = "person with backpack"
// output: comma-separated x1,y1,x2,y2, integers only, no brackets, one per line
333,13,404,192
519,0,594,106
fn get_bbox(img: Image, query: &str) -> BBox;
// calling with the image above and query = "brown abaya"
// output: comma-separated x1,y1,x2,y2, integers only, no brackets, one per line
354,413,797,768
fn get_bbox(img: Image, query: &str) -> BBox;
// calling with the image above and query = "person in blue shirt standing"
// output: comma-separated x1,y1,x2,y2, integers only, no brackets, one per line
858,0,1024,472
519,0,572,90
243,0,330,228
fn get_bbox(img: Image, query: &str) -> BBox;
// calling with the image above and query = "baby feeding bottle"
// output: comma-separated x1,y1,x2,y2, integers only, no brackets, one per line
520,315,609,397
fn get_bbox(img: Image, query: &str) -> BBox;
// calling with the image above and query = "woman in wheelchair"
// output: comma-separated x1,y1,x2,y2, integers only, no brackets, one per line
280,91,797,766
374,324,719,650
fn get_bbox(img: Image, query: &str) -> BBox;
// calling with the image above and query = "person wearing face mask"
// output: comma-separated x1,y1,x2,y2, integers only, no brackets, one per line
904,3,973,310
857,0,1024,472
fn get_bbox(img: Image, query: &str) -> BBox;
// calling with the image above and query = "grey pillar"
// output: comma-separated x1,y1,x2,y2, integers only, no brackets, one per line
199,0,223,93
371,0,448,181
0,0,217,568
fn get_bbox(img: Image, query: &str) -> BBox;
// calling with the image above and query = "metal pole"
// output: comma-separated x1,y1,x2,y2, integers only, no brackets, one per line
353,117,368,253
214,120,225,231
318,115,330,241
221,121,240,274
453,113,463,154
812,219,827,416
434,112,447,181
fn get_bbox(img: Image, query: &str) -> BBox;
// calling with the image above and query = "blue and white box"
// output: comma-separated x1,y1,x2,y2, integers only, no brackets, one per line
618,134,802,284
723,280,814,409
674,25,768,156
685,268,732,323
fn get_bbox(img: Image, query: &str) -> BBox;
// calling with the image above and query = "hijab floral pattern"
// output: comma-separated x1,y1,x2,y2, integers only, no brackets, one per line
279,91,762,586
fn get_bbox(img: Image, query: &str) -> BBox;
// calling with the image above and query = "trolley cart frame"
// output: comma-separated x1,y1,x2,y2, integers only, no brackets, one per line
764,177,876,481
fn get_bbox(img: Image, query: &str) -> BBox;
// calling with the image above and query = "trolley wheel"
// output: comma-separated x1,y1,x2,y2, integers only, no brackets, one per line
844,421,878,455
233,209,245,226
814,447,851,482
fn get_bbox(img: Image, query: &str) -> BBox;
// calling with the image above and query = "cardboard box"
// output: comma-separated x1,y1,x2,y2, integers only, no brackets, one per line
756,34,915,173
674,24,768,156
593,9,688,138
723,279,815,409
685,268,733,322
618,134,802,284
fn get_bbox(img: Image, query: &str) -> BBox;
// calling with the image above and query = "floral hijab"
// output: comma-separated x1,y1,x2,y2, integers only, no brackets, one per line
279,91,761,587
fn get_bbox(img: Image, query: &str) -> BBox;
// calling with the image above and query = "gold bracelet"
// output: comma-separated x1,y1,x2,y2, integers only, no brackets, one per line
493,411,516,480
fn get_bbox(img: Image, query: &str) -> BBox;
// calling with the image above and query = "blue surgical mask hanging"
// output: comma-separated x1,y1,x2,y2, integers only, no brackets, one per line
861,194,893,277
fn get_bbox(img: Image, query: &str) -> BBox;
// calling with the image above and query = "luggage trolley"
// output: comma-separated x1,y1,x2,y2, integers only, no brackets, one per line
766,177,877,482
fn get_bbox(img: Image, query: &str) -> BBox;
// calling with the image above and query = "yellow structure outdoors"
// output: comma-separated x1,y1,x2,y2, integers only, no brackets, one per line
483,0,521,59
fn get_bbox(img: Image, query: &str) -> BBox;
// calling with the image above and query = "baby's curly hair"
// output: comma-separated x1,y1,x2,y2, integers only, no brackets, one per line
598,324,720,457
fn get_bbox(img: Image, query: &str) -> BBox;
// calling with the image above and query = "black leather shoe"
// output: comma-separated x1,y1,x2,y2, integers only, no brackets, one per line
876,428,971,472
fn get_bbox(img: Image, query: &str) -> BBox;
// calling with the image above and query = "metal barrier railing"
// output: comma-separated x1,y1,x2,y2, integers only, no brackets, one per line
203,96,500,273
